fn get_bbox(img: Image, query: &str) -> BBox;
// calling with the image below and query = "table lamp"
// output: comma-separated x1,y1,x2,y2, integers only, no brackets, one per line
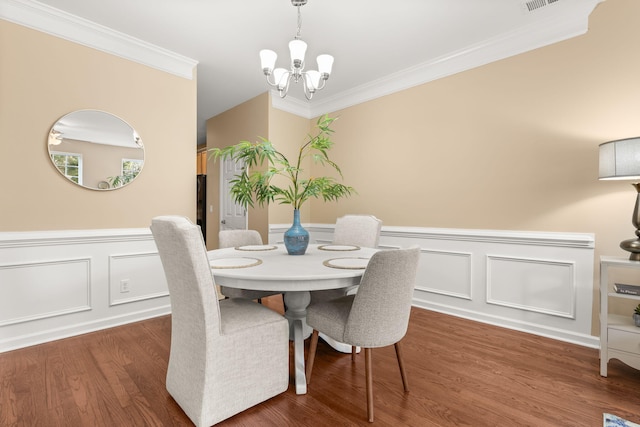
599,137,640,261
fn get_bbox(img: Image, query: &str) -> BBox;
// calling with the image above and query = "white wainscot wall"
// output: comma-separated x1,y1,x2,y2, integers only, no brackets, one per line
271,224,597,348
0,228,169,352
1,224,596,352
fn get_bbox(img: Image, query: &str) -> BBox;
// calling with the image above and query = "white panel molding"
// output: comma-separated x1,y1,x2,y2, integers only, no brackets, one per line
486,255,576,319
414,299,600,349
272,0,604,119
0,227,170,353
0,227,153,248
0,305,170,353
0,257,91,326
0,0,198,79
108,251,169,307
417,249,472,301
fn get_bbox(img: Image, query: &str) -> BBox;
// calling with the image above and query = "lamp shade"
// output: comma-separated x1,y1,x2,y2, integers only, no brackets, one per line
304,70,321,91
260,49,277,72
317,54,334,76
273,68,289,90
599,137,640,180
289,39,307,66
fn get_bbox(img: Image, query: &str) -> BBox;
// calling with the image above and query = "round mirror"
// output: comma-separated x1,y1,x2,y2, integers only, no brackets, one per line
48,110,144,190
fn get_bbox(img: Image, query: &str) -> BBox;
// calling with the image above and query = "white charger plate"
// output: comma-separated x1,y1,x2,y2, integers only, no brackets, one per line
235,245,277,251
318,244,360,251
323,257,370,269
210,257,262,269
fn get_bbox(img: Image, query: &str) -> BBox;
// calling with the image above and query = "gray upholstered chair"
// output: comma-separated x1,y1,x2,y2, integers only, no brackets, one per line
218,229,282,302
151,216,289,427
305,246,420,423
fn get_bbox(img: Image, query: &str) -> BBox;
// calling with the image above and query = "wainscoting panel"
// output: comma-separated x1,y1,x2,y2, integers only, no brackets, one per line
0,258,91,326
418,250,472,300
277,223,597,348
486,255,575,319
0,228,170,352
109,252,168,306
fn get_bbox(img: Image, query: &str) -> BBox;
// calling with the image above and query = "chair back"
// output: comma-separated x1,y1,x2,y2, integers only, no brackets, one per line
151,216,222,340
344,246,420,347
332,215,382,248
219,229,263,248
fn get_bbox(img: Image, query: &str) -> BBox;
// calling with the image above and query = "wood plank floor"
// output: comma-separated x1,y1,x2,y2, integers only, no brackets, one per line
2,297,640,426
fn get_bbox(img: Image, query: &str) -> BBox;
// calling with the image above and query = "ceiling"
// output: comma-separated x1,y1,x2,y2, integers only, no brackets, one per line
6,0,603,145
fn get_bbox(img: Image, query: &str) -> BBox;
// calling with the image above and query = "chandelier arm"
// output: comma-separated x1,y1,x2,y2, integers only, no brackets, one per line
301,74,314,100
278,74,293,98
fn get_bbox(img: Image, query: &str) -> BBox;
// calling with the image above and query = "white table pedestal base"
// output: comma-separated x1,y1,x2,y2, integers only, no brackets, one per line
284,291,312,394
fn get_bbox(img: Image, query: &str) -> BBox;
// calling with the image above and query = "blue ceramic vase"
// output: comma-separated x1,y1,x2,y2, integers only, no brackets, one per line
284,209,309,255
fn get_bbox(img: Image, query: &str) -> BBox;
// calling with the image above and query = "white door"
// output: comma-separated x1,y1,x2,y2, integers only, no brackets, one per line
220,157,247,230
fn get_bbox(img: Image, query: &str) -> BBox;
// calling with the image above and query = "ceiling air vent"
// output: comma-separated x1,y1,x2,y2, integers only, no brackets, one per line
523,0,561,12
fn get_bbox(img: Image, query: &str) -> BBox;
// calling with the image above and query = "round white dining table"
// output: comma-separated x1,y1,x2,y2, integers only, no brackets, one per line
207,243,378,394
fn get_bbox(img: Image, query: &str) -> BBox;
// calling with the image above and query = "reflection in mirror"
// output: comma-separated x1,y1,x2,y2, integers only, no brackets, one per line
48,110,144,190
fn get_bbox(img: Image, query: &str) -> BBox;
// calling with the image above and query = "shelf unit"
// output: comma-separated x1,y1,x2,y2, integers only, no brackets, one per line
600,256,640,376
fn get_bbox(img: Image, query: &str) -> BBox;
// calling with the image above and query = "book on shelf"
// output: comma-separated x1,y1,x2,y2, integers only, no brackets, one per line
613,283,640,295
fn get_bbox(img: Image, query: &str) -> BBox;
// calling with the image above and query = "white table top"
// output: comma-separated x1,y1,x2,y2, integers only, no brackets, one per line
207,244,378,292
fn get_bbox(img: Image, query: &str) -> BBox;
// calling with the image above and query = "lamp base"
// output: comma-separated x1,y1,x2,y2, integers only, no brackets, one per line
620,238,640,261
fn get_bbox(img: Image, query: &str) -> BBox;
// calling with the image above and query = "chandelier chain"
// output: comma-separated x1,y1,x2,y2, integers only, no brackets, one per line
296,5,302,39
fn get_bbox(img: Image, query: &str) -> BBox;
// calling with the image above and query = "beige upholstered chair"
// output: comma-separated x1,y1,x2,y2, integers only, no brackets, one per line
151,216,289,427
218,229,281,302
312,215,383,305
305,246,420,423
332,214,382,248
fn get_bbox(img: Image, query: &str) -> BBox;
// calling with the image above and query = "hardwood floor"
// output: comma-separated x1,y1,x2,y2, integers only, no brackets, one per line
2,297,640,426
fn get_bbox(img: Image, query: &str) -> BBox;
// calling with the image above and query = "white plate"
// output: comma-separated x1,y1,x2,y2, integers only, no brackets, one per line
323,257,370,269
235,245,277,251
210,257,262,269
318,244,360,251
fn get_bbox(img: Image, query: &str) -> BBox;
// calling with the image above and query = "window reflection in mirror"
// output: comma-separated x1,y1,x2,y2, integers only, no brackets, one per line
48,110,144,190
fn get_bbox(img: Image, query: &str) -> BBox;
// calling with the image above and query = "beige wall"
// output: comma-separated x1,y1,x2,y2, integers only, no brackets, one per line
267,108,313,225
0,20,197,231
205,93,270,247
312,0,637,248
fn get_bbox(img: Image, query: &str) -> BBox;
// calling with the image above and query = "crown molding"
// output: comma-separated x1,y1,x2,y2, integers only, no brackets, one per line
274,0,604,119
0,0,198,80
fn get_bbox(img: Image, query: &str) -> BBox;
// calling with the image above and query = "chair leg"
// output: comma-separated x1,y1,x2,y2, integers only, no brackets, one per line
306,330,319,384
394,342,409,392
365,347,374,423
352,345,357,362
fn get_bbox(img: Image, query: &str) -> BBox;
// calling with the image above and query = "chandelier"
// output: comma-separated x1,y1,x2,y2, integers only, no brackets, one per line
259,0,334,100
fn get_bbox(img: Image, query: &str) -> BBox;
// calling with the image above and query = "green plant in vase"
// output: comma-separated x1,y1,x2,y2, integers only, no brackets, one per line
634,304,640,327
209,114,355,255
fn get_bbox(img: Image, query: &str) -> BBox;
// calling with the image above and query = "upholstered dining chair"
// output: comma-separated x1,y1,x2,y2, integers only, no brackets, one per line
305,246,420,423
218,229,282,303
151,216,289,427
311,214,383,305
332,214,382,248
